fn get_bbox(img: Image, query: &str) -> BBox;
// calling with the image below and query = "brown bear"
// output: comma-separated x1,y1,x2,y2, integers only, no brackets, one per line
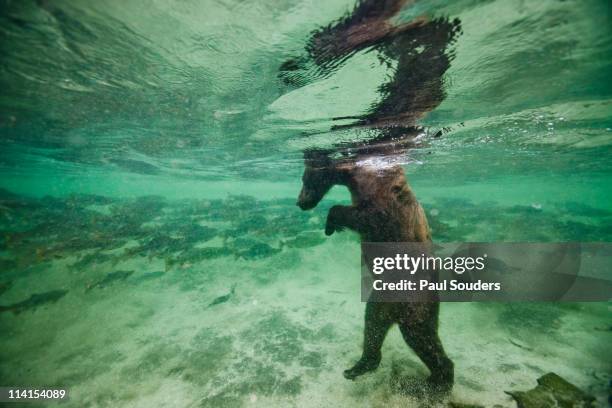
297,150,454,392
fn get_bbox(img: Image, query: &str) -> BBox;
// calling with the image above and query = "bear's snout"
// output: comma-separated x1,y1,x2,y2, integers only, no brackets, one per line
297,197,315,211
297,189,316,210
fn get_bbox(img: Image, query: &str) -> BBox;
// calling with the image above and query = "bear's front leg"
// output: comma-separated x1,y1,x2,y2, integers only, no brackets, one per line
325,205,361,236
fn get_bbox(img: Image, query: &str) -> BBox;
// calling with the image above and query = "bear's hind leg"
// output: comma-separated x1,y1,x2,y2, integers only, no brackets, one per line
344,302,394,380
398,307,454,393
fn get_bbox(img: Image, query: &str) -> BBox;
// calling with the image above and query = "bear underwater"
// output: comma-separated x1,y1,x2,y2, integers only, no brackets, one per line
297,150,454,392
285,0,461,394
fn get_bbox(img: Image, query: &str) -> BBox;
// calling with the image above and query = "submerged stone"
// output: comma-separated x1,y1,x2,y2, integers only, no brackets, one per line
505,372,596,408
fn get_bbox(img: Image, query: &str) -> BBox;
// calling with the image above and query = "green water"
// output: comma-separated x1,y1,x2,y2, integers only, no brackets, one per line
0,0,611,407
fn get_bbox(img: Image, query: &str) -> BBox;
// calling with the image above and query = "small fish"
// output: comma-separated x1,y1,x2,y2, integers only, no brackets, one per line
131,271,165,283
0,290,68,315
71,252,113,269
86,270,134,292
508,337,533,351
235,242,284,260
207,284,236,308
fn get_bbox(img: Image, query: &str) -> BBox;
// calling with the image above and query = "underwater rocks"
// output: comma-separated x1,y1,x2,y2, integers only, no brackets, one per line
0,289,68,314
505,372,596,408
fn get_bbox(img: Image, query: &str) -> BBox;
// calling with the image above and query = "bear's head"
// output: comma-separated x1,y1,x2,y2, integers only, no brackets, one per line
297,150,350,210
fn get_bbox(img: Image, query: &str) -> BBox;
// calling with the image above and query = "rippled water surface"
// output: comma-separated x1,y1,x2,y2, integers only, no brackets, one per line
0,0,611,407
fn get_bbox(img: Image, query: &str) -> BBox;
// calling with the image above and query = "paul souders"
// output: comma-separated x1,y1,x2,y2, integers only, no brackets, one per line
373,279,501,291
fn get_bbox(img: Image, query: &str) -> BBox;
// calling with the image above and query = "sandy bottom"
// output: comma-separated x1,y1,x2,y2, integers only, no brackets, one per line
0,193,610,407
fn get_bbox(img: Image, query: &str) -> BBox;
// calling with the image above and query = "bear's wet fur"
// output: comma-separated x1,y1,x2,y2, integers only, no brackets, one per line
297,151,454,393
